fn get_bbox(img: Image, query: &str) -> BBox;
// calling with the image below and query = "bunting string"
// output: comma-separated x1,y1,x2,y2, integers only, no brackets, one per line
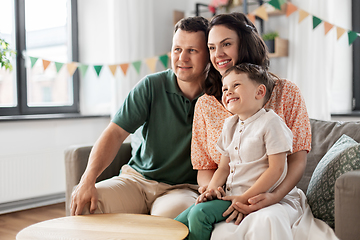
27,1,358,78
27,52,170,78
247,1,359,46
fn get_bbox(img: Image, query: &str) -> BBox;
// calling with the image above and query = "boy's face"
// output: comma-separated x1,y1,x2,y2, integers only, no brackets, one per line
222,71,264,120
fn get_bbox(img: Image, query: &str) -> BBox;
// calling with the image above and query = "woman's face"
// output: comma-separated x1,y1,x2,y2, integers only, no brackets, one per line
208,25,239,76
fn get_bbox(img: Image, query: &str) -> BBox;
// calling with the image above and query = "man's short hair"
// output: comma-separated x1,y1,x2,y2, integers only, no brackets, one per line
174,16,209,39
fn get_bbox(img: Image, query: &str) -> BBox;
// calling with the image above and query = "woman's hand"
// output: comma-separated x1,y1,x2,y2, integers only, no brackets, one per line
222,195,248,225
232,192,277,214
196,186,225,204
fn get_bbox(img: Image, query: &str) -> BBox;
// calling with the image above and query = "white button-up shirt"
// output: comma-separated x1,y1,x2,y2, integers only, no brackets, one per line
216,109,293,196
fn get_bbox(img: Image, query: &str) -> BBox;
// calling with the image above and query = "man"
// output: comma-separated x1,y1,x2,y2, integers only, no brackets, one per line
70,16,210,218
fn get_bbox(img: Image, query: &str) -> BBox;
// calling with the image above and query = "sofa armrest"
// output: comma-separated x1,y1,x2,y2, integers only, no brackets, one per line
64,142,132,216
335,169,360,240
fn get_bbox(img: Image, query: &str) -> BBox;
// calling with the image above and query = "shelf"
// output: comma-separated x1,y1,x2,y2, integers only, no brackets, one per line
268,37,288,58
173,10,185,25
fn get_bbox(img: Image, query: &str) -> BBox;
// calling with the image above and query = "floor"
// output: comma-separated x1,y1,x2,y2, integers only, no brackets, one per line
0,202,65,239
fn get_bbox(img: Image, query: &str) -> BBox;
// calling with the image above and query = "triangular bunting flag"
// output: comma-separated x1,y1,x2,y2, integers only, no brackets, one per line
30,57,38,68
54,62,64,73
254,5,268,21
348,31,359,45
42,59,51,71
108,65,118,76
268,0,281,10
67,62,78,76
94,65,103,77
247,13,256,24
132,61,142,74
298,9,309,23
278,0,286,5
324,22,334,35
120,63,129,76
145,57,157,73
286,2,297,17
159,54,169,69
78,64,88,77
336,27,346,40
313,16,322,29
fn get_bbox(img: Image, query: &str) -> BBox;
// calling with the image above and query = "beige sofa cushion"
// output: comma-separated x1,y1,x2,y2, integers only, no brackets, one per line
306,134,360,228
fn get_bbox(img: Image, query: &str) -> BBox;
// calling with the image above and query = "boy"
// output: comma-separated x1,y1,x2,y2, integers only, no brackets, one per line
175,63,293,240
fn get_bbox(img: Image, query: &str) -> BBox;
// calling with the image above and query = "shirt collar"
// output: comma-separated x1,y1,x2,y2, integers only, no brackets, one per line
238,108,266,125
165,69,204,101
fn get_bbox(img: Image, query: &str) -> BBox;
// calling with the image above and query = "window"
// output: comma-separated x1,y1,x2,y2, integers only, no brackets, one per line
353,0,360,111
0,0,78,116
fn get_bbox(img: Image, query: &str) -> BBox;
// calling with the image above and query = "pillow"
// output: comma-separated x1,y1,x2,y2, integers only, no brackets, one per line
306,134,360,228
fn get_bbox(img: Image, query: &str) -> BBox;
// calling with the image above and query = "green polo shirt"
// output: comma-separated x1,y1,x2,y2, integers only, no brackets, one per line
112,69,201,185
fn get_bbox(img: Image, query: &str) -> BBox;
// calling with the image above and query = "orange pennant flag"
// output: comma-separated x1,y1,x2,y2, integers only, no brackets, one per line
324,21,334,35
247,13,256,24
286,2,297,17
336,27,346,40
145,57,157,73
108,65,118,76
254,5,268,21
298,9,309,23
67,62,78,76
120,63,129,76
42,59,51,71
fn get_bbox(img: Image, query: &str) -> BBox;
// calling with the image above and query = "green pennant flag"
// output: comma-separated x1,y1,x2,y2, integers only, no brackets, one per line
313,16,322,29
268,0,281,10
94,65,103,77
30,56,38,68
278,0,286,5
348,31,359,45
159,54,169,69
78,64,89,77
132,61,142,74
54,62,64,73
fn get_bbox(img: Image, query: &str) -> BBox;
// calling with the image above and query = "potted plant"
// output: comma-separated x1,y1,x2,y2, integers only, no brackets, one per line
0,38,16,71
262,31,279,53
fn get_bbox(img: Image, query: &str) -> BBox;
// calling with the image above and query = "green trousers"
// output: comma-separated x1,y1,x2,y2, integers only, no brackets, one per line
175,200,232,240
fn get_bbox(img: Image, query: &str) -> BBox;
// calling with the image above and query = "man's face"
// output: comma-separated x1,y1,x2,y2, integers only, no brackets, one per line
171,29,209,85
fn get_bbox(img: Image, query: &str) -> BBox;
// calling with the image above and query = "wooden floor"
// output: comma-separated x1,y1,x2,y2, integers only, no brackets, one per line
0,202,65,239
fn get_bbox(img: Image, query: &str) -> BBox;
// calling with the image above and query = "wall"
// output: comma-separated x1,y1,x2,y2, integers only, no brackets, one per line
0,117,110,213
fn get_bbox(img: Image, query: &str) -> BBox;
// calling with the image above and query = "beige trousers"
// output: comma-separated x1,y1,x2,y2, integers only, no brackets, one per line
82,165,199,219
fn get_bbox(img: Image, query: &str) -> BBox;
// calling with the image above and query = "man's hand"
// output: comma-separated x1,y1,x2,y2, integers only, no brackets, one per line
232,192,277,215
70,181,98,216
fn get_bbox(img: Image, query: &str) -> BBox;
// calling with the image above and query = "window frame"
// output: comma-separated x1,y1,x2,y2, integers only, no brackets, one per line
353,0,360,111
0,0,79,116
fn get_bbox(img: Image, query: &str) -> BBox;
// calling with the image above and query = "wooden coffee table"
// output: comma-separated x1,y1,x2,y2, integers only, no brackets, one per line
16,213,188,240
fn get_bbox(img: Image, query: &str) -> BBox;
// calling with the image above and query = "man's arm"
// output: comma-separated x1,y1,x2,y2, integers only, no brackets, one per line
70,122,130,215
233,150,307,214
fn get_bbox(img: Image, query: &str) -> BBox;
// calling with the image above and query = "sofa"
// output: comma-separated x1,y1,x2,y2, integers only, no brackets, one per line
64,118,360,240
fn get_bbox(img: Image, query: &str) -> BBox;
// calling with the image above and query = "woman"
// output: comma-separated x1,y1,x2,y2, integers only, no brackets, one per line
191,13,336,239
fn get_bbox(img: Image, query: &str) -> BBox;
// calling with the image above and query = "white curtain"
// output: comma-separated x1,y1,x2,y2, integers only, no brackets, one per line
77,0,155,116
109,0,155,117
287,0,352,120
